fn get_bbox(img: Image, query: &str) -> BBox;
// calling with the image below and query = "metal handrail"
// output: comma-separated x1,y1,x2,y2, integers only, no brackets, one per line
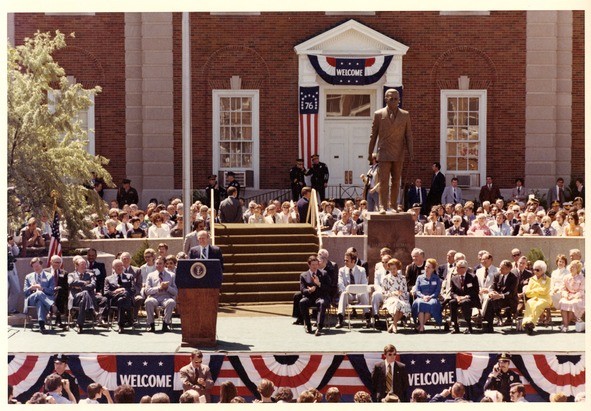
245,188,291,206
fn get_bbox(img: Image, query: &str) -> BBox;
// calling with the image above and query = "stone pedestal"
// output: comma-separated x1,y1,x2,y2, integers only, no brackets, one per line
364,212,415,283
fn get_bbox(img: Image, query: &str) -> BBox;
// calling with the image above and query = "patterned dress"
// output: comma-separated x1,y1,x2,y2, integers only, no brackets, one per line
558,273,585,319
381,272,411,316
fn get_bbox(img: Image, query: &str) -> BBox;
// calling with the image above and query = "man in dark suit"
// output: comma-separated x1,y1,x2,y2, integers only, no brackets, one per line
449,259,480,334
405,178,428,214
368,88,413,214
103,259,135,333
371,344,409,402
482,260,518,332
429,382,470,402
513,256,532,316
426,162,446,211
297,187,312,223
298,255,331,336
218,186,243,223
188,231,224,271
479,175,502,204
86,248,107,296
546,177,570,206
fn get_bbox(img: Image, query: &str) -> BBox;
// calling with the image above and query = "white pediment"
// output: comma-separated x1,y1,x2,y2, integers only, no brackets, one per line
294,19,409,56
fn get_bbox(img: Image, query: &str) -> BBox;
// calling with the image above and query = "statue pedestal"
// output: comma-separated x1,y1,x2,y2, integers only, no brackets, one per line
364,212,415,283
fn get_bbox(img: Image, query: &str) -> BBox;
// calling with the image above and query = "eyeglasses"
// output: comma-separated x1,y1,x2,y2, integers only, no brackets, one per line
512,254,521,257
509,391,517,395
533,268,542,272
386,352,396,357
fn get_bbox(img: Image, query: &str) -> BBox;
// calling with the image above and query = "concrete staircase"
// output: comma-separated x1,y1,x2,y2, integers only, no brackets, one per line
214,224,319,304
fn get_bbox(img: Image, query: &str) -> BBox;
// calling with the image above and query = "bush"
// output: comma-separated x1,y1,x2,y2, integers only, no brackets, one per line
526,247,549,274
131,239,151,267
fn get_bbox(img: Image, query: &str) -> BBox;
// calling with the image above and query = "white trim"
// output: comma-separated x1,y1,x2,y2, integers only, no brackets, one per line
212,89,260,189
440,89,487,188
294,19,409,56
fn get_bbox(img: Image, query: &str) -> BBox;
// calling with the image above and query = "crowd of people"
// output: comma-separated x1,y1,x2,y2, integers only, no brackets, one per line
9,348,585,404
291,246,585,336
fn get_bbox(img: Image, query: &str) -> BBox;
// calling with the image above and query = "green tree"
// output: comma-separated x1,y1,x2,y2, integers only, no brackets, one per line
7,30,112,240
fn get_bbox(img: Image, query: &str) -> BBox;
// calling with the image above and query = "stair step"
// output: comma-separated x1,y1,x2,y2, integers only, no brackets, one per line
219,243,319,254
224,261,307,272
223,271,301,282
214,223,316,235
224,252,315,263
215,234,318,245
220,291,295,304
221,281,299,293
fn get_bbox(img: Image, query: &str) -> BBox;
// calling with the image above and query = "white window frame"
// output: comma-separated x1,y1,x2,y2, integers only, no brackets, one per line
212,89,260,189
47,77,96,155
440,89,487,188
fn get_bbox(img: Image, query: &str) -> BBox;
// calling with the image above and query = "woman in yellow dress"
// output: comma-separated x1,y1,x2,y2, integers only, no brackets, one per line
522,260,551,335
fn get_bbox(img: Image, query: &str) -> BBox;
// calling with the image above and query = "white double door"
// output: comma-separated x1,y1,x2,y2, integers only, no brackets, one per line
323,120,371,186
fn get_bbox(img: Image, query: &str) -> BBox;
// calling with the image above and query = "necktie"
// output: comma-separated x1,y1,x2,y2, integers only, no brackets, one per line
118,275,123,286
453,189,457,203
545,227,551,236
460,275,465,288
386,364,393,394
485,267,489,279
200,247,206,259
500,275,505,287
35,273,40,284
488,184,491,190
349,268,355,285
517,187,521,195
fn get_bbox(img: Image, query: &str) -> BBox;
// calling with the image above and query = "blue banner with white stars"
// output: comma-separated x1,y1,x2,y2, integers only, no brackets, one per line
117,355,175,401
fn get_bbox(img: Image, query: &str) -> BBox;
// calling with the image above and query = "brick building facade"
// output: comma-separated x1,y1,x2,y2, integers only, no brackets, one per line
10,11,584,206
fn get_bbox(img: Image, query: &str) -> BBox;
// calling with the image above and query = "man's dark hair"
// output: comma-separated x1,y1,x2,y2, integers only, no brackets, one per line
227,186,237,196
345,251,357,263
44,373,62,392
515,178,524,184
433,162,441,170
307,255,319,265
451,177,458,182
114,384,135,403
28,392,49,404
325,387,341,403
87,383,102,399
190,349,203,359
273,387,294,402
411,388,428,402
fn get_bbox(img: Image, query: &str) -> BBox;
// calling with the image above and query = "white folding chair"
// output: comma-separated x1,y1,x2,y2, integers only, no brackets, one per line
345,284,373,331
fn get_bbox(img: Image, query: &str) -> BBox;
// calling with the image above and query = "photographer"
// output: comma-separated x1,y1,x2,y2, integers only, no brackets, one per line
44,373,76,404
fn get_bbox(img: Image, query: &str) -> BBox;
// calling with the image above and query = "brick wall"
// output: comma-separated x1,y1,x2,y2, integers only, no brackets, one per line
14,13,126,185
571,10,585,179
172,11,529,190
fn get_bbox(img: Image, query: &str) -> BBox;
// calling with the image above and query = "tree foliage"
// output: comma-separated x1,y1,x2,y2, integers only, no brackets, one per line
7,30,112,240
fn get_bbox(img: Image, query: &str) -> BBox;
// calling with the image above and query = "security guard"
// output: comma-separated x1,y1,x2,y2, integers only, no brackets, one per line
289,158,306,201
305,154,329,201
483,352,521,402
225,171,241,198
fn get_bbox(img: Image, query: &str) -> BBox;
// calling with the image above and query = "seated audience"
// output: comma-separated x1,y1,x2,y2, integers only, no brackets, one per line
423,210,445,235
563,211,583,236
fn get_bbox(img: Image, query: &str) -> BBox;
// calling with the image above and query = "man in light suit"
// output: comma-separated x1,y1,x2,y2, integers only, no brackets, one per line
368,88,413,214
188,230,224,271
23,257,55,333
335,252,370,328
218,186,243,223
144,256,177,333
546,177,570,206
179,350,214,402
441,177,463,205
371,344,409,402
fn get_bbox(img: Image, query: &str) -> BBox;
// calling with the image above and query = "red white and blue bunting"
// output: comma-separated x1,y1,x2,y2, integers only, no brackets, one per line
309,55,393,85
7,352,584,403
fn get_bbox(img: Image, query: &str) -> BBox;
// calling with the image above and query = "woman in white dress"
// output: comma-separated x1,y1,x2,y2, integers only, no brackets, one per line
550,254,569,308
558,260,585,332
551,211,567,236
381,258,411,333
147,213,170,238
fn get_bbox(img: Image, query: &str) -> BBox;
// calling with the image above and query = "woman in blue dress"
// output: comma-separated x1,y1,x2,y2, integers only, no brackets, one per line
411,258,442,333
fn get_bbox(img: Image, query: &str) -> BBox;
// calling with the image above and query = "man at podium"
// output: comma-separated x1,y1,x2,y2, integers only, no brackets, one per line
188,231,224,270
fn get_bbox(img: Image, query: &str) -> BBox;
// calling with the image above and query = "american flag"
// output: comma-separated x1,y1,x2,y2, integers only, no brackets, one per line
46,211,62,267
299,86,319,168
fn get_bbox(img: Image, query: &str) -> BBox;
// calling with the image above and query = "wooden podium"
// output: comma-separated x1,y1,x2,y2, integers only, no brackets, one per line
176,259,223,347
